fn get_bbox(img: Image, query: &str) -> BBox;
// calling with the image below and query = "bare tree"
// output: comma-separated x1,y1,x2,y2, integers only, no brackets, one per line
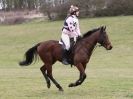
39,0,53,20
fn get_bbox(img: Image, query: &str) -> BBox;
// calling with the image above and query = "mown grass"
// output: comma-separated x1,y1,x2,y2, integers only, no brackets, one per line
0,16,133,99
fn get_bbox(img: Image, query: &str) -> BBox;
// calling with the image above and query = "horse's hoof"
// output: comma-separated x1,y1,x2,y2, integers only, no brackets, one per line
47,84,50,89
68,83,75,87
47,82,51,88
59,88,64,91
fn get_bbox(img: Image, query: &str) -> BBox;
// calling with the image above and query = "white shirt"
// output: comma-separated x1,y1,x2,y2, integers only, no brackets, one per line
62,15,81,38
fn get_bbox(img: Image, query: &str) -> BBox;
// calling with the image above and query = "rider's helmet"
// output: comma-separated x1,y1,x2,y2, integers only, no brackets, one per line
69,5,79,15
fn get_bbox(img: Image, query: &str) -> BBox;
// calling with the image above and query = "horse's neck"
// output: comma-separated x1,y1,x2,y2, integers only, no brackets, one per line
86,31,100,45
83,31,100,52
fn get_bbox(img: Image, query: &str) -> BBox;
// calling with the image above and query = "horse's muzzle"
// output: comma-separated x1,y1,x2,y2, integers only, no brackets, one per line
107,45,113,50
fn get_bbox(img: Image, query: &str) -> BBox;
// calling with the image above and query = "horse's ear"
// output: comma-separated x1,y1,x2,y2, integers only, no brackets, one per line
100,26,104,32
101,26,106,32
104,26,106,30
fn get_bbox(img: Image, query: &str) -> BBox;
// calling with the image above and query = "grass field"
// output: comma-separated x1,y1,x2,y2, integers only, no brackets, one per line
0,16,133,99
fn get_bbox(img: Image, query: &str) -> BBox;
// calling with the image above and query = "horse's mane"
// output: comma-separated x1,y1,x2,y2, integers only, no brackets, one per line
82,27,100,38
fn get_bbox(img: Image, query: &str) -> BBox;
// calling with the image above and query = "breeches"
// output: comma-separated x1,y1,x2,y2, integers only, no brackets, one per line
61,33,70,50
61,33,77,50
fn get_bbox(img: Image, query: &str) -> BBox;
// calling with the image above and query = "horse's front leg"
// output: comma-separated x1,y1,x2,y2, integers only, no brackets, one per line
69,63,86,87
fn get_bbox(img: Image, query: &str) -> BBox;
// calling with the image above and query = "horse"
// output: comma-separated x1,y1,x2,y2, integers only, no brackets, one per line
19,26,113,91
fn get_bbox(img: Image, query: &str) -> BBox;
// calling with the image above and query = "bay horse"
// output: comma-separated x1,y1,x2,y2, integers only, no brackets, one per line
19,26,112,91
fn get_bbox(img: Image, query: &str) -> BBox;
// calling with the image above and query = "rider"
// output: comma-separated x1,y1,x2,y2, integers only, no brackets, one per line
60,5,82,65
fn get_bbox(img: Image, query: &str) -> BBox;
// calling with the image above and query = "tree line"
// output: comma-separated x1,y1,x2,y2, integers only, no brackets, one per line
0,0,40,11
0,0,133,20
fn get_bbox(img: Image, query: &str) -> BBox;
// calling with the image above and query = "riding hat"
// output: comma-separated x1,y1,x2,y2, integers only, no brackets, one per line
69,5,79,14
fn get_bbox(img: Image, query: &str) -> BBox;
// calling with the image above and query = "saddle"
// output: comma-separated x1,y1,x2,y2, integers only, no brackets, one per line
59,38,75,65
59,36,82,65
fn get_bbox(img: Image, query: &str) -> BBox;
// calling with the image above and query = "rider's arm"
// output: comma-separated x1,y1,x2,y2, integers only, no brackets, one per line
76,19,81,36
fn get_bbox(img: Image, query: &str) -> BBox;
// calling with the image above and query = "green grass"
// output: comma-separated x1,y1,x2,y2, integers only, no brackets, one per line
0,16,133,99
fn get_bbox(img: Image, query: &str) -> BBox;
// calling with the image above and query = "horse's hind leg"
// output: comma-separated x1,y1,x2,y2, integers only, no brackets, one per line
40,65,51,88
46,64,64,91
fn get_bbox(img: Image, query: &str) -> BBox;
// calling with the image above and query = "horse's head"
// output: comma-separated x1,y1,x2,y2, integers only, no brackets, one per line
98,26,113,50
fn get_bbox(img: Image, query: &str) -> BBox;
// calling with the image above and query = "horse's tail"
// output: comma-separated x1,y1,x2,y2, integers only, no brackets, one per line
19,43,40,66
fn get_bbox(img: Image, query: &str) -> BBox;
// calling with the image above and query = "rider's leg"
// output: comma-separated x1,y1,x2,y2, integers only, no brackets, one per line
61,33,70,65
61,33,70,50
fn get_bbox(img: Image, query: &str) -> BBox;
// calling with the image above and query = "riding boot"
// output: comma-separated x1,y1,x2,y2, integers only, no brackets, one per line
62,49,69,65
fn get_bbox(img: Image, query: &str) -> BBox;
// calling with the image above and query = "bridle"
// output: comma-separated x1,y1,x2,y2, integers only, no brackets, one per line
98,30,107,47
93,30,106,51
